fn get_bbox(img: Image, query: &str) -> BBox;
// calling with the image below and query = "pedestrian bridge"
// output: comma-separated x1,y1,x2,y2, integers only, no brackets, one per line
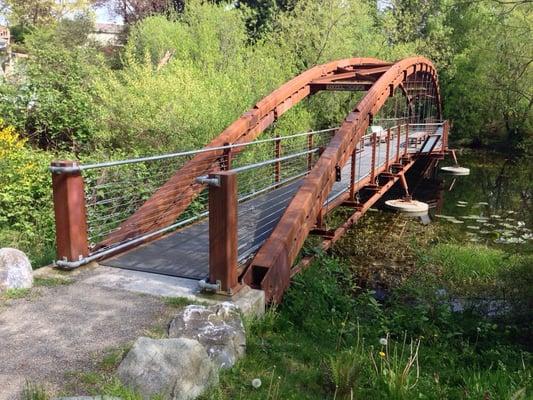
50,56,451,302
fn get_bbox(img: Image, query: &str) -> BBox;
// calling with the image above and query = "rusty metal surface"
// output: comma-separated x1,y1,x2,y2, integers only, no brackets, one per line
98,58,389,249
245,57,442,303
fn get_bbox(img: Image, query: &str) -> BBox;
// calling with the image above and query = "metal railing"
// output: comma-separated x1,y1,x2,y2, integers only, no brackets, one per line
50,127,336,268
50,122,447,291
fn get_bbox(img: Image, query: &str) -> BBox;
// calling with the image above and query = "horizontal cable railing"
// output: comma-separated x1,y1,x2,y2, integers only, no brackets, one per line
50,128,336,265
50,122,446,270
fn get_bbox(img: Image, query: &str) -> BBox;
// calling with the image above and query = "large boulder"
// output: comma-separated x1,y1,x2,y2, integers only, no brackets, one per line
117,337,217,400
168,303,245,369
0,248,33,292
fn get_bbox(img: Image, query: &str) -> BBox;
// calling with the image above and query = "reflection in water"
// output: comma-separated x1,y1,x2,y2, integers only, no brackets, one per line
380,150,532,247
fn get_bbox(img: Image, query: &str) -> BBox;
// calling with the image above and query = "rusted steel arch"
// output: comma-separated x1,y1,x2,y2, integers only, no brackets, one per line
243,57,442,303
99,57,390,249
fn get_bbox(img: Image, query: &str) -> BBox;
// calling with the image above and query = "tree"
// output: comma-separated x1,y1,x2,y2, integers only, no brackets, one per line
2,0,95,28
100,0,185,24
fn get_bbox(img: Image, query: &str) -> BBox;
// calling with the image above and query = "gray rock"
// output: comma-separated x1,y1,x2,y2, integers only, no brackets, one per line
168,302,245,369
0,248,32,292
118,337,217,400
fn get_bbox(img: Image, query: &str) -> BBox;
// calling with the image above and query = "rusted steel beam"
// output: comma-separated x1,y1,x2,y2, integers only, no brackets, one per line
98,57,388,250
245,57,442,303
290,158,416,278
208,171,239,294
51,160,89,265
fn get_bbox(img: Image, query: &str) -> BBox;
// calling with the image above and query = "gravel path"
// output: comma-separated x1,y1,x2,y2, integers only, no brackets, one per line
0,267,172,400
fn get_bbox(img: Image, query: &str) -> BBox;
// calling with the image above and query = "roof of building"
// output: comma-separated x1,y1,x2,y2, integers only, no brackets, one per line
94,23,123,34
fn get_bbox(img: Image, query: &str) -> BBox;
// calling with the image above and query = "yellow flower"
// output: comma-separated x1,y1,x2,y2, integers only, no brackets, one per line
379,351,386,358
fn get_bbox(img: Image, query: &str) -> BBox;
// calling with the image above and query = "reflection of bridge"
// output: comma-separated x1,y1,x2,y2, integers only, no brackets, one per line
50,57,450,302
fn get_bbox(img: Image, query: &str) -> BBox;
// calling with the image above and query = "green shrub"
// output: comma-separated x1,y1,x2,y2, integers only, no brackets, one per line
0,18,103,152
0,119,56,266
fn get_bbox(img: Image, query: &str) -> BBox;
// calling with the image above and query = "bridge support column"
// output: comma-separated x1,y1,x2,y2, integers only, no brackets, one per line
208,171,239,295
51,160,89,266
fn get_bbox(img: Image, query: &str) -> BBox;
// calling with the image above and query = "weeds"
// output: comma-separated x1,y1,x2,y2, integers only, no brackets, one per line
1,288,30,300
21,382,48,400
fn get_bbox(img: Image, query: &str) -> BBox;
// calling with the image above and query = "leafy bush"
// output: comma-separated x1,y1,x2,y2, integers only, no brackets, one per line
0,119,55,266
0,16,103,152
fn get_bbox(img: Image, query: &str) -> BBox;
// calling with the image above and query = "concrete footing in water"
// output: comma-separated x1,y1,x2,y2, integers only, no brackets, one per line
385,199,429,216
440,166,470,175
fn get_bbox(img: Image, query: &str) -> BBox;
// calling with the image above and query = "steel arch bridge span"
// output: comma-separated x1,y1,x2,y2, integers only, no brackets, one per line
99,57,393,249
50,56,444,305
243,56,442,302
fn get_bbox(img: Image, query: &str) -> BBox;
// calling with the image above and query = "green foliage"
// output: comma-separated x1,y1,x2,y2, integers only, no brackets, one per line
425,243,508,284
383,0,532,149
200,215,532,399
1,288,31,300
21,382,48,400
0,120,56,266
0,16,102,151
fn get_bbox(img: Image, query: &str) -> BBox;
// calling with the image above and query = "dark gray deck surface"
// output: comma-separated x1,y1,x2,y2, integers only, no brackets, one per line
104,133,440,279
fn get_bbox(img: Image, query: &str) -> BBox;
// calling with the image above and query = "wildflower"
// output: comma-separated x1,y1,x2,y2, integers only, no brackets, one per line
252,378,262,388
379,351,386,358
379,337,388,346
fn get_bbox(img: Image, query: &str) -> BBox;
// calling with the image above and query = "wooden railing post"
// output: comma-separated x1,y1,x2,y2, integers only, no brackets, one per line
51,160,89,264
370,132,377,183
208,171,238,294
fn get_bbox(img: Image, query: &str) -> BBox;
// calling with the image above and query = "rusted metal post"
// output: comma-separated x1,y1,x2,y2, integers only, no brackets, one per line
396,124,401,162
51,160,89,264
370,132,377,183
400,173,411,200
208,171,238,294
222,143,232,170
349,146,357,199
404,123,410,156
307,133,314,171
442,121,448,152
385,128,391,170
274,135,281,183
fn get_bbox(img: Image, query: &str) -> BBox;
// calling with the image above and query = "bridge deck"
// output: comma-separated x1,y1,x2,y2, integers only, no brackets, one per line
104,133,437,279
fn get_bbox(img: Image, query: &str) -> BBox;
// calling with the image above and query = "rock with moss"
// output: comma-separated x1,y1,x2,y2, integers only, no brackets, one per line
0,248,33,292
167,302,246,369
117,337,217,400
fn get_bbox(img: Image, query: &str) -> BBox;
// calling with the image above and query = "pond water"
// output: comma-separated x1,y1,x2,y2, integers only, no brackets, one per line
414,149,532,250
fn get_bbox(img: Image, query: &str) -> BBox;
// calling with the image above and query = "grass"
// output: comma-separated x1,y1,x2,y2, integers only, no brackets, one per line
17,214,532,399
1,288,31,300
34,276,73,287
423,243,508,283
199,215,532,400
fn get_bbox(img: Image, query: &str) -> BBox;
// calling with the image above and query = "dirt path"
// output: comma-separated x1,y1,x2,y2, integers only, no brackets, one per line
0,267,173,400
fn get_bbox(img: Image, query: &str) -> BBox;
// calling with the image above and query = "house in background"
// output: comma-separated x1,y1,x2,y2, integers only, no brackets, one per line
90,23,123,46
0,26,13,77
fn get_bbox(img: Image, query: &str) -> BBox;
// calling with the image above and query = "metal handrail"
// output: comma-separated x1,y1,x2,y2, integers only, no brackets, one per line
49,127,337,174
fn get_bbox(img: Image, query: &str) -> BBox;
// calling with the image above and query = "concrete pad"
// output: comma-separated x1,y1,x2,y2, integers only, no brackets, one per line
39,264,265,318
